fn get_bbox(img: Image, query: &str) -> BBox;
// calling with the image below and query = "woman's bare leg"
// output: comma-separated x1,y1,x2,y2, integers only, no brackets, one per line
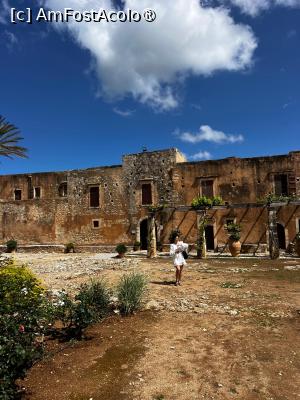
175,267,180,285
178,265,184,284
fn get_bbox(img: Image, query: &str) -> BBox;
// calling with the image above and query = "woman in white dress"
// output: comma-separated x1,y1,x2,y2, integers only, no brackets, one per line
170,235,188,286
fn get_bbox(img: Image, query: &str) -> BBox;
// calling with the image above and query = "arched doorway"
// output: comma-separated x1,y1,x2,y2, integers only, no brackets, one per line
205,225,215,251
277,223,286,249
140,219,148,250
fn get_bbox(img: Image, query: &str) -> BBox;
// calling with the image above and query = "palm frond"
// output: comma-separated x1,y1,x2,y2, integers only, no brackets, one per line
0,115,28,159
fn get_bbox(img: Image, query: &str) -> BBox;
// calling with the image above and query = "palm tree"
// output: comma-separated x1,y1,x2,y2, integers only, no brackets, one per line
0,115,28,159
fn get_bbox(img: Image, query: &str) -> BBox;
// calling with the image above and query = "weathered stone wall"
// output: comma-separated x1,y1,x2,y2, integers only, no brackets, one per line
0,148,300,251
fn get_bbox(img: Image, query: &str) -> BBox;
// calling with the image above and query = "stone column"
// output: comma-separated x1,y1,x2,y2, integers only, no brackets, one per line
196,210,207,259
268,206,280,259
147,214,157,258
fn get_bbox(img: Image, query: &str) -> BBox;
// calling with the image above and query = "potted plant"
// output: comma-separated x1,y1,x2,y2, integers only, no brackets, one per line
191,195,223,210
295,232,300,257
6,239,17,253
225,223,242,257
64,242,75,253
133,241,141,251
116,243,127,258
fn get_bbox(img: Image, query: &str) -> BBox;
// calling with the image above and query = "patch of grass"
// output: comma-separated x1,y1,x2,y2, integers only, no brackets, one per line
117,272,148,315
154,395,165,400
220,281,243,289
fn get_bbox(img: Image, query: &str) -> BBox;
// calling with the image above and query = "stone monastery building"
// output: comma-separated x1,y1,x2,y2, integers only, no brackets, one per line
0,148,300,253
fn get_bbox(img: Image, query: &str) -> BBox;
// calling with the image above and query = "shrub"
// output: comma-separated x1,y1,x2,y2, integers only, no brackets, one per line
117,272,148,315
0,260,44,318
64,242,75,253
53,280,111,339
258,193,299,205
147,204,165,213
6,240,17,253
0,314,44,399
116,243,127,255
191,195,223,209
0,261,51,399
225,223,241,242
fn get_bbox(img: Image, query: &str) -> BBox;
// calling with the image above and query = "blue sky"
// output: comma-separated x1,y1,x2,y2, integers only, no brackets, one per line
0,0,299,174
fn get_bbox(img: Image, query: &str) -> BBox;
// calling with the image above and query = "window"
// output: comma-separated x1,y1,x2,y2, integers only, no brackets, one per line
59,182,68,197
90,186,100,208
142,183,152,205
92,219,100,229
201,180,214,197
274,174,288,196
34,187,41,199
14,189,22,201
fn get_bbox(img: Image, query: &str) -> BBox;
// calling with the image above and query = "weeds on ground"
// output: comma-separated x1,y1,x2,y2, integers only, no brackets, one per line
221,281,243,289
154,395,165,400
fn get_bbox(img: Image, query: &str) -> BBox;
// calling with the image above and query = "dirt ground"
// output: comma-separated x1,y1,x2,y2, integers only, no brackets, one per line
13,253,300,400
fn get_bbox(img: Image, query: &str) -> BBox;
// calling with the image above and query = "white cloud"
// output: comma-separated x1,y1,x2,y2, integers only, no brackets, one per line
113,107,135,117
178,125,244,144
0,0,10,24
41,0,257,110
4,30,18,50
189,151,212,161
191,103,203,111
222,0,300,16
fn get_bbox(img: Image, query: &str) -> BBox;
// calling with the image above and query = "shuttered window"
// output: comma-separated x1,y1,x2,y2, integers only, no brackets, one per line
90,186,100,207
201,180,214,198
274,174,288,196
142,184,152,205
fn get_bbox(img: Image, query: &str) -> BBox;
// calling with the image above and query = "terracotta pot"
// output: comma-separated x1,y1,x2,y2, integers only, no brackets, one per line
117,253,125,258
229,239,241,257
295,240,300,257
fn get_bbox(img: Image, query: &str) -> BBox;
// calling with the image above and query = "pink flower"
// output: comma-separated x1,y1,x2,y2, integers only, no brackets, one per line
18,324,25,333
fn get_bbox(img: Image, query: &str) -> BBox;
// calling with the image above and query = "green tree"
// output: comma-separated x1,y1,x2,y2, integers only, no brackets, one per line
0,115,27,159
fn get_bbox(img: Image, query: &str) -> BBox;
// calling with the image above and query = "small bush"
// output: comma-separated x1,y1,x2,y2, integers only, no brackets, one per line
221,281,243,289
64,242,75,253
116,243,127,255
225,223,241,242
0,260,44,317
0,314,44,399
117,272,148,315
0,261,51,399
6,240,17,253
53,280,111,339
191,195,223,210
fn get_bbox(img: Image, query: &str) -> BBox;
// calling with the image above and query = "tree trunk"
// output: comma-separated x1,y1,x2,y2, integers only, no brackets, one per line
268,206,280,259
147,214,157,258
196,211,207,259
